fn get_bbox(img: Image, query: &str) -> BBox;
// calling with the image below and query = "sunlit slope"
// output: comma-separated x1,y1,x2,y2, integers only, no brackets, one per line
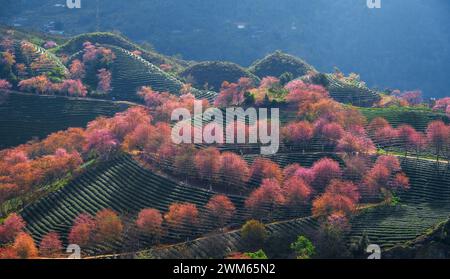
360,107,449,132
324,75,381,107
348,158,450,249
180,61,260,91
249,51,315,79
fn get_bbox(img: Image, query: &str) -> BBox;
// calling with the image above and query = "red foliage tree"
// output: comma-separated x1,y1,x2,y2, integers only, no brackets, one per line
82,42,116,65
285,80,329,104
12,232,38,259
258,76,279,89
312,192,355,218
39,232,62,257
60,79,88,97
390,173,410,190
336,132,375,155
373,125,398,148
426,120,449,161
398,125,426,156
433,97,450,117
310,158,342,192
0,246,18,259
245,178,285,219
282,163,302,178
367,117,390,134
320,122,344,146
69,59,86,79
164,203,199,234
376,155,401,172
343,155,369,181
18,75,51,94
282,121,314,149
0,79,12,90
326,179,360,204
94,209,123,242
123,123,155,151
68,213,95,247
194,147,222,185
0,213,26,244
205,195,236,228
249,157,283,184
364,163,391,194
214,78,254,107
84,129,118,160
363,155,409,199
136,208,163,239
282,176,312,207
219,152,250,189
96,68,112,94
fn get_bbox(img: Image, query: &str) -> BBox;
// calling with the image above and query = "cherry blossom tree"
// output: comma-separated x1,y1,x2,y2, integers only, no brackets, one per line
68,213,95,248
136,208,163,240
245,178,285,219
39,232,62,257
214,78,254,107
12,232,38,259
94,209,123,242
194,147,222,186
219,152,250,190
426,121,449,161
205,195,236,229
69,59,86,80
282,121,314,151
0,213,25,244
164,203,199,238
312,180,359,218
0,79,12,90
282,176,312,208
84,129,118,160
320,122,344,147
96,68,112,94
311,158,342,192
249,157,283,185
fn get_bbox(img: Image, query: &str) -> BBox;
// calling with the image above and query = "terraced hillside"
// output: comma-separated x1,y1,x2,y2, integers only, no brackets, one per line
68,45,216,103
0,92,130,148
21,41,69,76
20,155,248,244
114,156,450,259
129,217,319,259
325,74,381,107
249,51,316,79
54,32,189,71
5,40,69,80
360,106,449,131
180,61,260,91
384,217,450,258
348,158,450,250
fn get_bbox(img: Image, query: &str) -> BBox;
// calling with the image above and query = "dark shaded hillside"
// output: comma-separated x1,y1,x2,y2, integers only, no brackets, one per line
180,61,259,91
0,92,130,149
249,51,315,79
